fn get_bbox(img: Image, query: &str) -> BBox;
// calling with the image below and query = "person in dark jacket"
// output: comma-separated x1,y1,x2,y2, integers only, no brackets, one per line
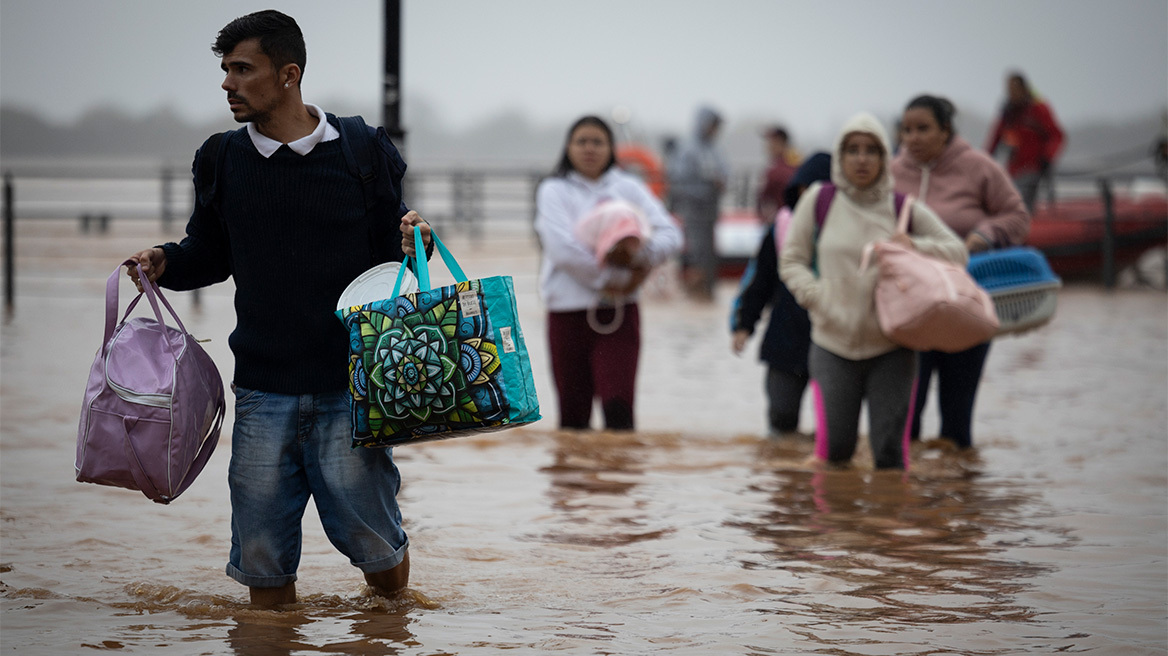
730,153,831,436
125,10,430,607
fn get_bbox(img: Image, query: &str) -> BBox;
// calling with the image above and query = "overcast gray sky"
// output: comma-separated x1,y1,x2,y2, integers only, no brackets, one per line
2,0,1166,140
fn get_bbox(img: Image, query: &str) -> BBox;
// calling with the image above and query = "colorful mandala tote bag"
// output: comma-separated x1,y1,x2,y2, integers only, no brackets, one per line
335,228,541,447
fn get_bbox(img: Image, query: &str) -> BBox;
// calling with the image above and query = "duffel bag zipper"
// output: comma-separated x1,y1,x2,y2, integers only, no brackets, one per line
106,376,172,409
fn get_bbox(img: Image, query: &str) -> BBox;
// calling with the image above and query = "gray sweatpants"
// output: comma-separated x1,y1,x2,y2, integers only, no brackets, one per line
809,344,917,470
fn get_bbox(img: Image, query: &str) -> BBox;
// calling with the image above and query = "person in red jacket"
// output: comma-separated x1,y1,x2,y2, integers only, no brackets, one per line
984,72,1065,213
756,126,799,223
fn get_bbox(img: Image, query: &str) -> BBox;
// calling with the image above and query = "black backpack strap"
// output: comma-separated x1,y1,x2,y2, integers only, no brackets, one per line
331,114,394,263
329,113,425,263
193,130,240,242
194,131,228,209
331,114,378,212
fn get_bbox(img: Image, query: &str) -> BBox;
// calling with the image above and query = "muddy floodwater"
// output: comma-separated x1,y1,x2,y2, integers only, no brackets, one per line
2,220,1166,655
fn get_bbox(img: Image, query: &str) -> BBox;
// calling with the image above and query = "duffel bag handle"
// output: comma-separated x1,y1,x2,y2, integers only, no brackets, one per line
895,193,915,235
392,226,468,297
859,194,916,274
104,260,188,360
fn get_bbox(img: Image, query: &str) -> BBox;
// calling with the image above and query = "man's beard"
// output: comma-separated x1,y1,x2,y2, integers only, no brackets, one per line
229,97,269,124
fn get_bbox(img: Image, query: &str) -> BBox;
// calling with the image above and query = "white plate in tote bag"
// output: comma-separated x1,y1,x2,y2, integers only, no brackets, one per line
336,262,418,311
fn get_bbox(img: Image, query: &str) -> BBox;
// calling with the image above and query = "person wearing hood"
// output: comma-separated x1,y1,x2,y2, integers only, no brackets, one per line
892,95,1030,451
780,112,966,470
670,106,730,301
730,152,830,437
535,115,683,431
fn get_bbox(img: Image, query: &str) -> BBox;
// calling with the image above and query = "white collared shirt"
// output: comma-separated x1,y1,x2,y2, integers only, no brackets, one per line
246,103,340,158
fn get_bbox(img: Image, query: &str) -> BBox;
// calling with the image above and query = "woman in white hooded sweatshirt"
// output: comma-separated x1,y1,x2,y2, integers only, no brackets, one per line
780,112,966,470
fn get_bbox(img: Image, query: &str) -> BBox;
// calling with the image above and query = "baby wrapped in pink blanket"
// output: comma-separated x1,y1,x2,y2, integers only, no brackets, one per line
574,199,651,267
572,199,653,334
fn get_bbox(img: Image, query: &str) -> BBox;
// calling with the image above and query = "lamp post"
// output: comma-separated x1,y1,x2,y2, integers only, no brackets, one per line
383,0,405,152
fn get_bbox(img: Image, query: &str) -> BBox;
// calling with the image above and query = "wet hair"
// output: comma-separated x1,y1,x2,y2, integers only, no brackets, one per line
1001,71,1035,120
904,95,957,138
553,116,618,177
1007,71,1033,98
212,10,307,81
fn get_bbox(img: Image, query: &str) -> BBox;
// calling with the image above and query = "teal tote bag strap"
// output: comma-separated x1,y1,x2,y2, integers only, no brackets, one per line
392,225,468,297
425,226,468,283
391,252,412,299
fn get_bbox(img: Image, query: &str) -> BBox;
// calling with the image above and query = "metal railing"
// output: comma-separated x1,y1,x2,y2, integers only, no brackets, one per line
2,163,1165,315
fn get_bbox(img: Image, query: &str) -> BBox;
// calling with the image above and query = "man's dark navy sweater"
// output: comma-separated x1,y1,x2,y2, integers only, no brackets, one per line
159,127,408,394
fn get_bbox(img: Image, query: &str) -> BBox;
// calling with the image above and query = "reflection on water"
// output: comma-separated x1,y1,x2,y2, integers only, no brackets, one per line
736,439,1066,628
225,608,421,656
107,584,433,655
535,430,1072,648
540,431,673,548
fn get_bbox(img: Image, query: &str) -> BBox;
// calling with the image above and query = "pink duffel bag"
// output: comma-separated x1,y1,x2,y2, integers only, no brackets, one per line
861,196,999,353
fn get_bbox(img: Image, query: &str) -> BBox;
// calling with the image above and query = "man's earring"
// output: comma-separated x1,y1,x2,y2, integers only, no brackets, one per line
284,83,290,88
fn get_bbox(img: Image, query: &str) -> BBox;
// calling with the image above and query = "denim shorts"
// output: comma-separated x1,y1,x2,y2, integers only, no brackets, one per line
225,385,409,588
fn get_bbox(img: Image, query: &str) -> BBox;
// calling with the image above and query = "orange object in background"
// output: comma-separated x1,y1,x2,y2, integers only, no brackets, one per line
616,144,667,199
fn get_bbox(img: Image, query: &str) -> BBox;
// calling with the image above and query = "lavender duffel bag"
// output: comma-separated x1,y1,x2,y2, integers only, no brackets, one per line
76,260,225,504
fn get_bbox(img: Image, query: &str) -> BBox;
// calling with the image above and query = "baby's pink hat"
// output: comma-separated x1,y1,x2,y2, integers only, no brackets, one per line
576,200,650,265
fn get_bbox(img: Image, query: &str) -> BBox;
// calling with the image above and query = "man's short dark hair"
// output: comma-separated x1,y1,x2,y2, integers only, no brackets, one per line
212,10,306,79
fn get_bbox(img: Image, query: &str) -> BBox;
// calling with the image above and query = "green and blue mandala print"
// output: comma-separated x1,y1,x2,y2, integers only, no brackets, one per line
343,280,509,446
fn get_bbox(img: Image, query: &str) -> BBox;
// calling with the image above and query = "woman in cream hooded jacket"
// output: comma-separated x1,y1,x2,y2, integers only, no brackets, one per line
779,112,965,469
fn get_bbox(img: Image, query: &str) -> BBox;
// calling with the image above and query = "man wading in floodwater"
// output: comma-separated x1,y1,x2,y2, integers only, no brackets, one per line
126,10,430,607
